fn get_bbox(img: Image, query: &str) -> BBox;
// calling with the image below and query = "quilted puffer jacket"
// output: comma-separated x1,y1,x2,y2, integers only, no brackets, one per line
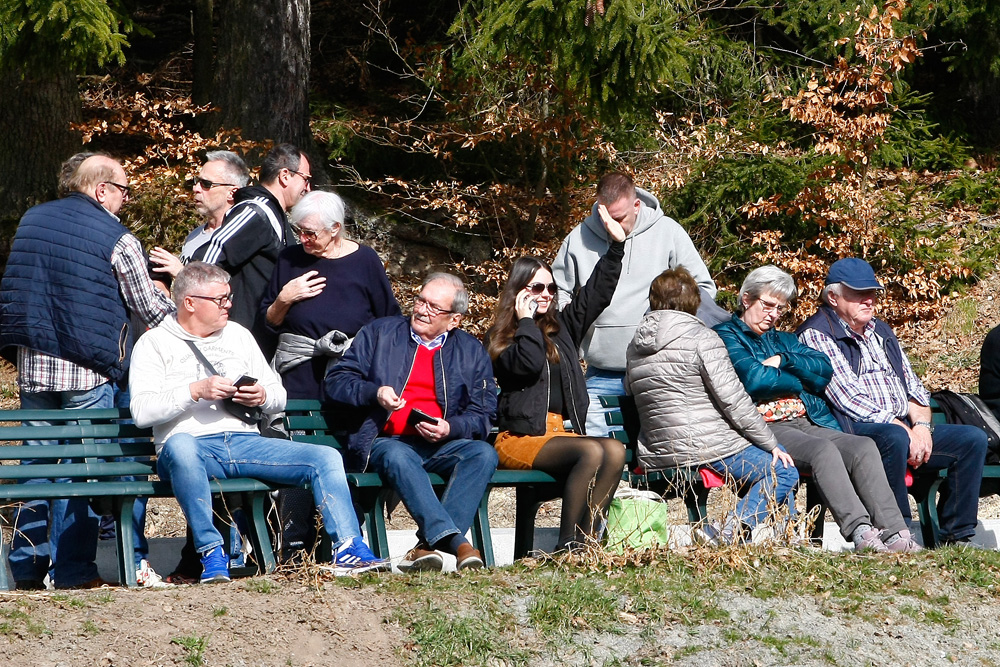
624,309,777,470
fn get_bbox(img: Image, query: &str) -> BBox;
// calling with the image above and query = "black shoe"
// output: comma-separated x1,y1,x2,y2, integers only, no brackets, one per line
942,537,991,551
14,579,45,591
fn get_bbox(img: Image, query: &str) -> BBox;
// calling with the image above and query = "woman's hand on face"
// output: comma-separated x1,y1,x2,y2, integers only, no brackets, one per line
597,204,627,243
514,289,538,320
771,448,795,469
278,270,326,305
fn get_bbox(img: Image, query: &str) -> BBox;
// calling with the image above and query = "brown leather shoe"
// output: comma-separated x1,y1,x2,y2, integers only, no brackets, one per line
56,577,112,590
398,544,444,573
455,543,484,571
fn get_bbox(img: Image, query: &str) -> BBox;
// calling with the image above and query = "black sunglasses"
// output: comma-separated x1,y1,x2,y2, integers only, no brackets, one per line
193,177,236,190
527,282,557,296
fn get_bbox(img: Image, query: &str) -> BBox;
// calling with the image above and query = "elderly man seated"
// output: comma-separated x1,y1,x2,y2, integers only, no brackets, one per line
798,258,988,548
130,262,388,582
325,273,498,572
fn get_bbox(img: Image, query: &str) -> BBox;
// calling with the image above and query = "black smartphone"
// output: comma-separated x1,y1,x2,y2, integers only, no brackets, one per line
233,375,257,388
408,408,439,426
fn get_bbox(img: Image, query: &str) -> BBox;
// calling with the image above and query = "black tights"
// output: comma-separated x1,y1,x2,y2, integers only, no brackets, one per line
532,436,626,548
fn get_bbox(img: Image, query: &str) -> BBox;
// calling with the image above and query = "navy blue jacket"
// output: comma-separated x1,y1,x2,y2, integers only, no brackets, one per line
796,305,907,433
0,193,131,381
325,316,498,472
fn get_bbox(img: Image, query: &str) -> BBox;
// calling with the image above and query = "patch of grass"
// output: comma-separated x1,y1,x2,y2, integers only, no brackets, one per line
394,600,531,666
51,594,87,609
212,606,228,617
943,298,978,339
171,634,209,667
80,619,100,636
244,578,278,594
0,606,50,637
937,349,979,370
528,572,622,635
756,632,821,656
91,591,115,604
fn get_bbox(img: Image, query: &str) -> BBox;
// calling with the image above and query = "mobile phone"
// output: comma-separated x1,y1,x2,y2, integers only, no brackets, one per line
529,298,539,315
408,408,439,426
233,375,257,388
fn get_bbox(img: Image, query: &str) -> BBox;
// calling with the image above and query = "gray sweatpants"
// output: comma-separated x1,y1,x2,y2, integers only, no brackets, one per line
770,417,907,540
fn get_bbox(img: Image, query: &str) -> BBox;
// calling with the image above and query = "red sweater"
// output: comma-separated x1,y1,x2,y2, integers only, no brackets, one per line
381,345,444,436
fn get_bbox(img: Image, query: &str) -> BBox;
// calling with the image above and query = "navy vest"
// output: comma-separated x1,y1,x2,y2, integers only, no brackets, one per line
796,305,907,433
0,193,131,381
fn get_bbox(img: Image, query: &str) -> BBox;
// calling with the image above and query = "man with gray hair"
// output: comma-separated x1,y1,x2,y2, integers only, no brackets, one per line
326,273,498,572
0,152,176,589
129,262,389,582
798,257,988,547
149,150,250,284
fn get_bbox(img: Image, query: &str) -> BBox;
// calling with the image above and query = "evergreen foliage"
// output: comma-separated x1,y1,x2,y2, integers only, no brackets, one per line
0,0,138,73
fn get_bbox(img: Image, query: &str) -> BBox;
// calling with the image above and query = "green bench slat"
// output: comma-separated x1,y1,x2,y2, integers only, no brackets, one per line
0,442,155,460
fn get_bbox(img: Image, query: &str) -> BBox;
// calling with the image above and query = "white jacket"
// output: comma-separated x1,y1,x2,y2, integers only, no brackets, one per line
129,315,286,450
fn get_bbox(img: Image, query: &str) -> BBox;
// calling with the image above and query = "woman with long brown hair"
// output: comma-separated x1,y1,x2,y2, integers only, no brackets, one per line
486,210,627,552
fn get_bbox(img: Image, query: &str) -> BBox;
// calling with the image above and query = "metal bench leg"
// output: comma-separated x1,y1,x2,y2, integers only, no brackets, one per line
364,490,390,559
917,479,944,548
0,536,12,591
115,496,139,587
683,485,709,524
246,492,277,574
471,487,495,567
514,487,543,560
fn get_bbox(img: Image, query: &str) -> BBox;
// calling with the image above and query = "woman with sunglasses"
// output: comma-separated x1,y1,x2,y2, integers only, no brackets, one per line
260,191,400,400
713,265,921,553
486,207,627,552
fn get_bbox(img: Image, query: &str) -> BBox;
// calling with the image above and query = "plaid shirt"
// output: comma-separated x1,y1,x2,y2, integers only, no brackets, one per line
18,233,175,393
798,316,930,424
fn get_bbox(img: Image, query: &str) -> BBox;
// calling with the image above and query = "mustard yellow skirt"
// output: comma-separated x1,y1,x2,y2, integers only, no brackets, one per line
494,413,580,470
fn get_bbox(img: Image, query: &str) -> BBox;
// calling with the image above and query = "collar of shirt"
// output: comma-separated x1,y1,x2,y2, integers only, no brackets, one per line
837,315,877,342
410,329,448,350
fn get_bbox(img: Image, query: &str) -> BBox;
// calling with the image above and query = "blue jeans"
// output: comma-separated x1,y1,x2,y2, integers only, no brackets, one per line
707,445,799,529
157,432,361,554
9,383,113,587
368,436,498,549
852,421,987,540
584,368,625,438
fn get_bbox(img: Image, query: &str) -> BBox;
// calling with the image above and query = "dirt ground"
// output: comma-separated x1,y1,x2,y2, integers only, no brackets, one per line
2,274,1000,665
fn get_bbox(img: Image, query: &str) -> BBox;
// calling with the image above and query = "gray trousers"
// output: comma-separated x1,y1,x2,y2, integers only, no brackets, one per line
770,417,907,540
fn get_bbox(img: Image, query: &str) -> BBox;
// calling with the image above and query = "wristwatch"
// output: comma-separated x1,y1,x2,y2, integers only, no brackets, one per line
914,420,935,434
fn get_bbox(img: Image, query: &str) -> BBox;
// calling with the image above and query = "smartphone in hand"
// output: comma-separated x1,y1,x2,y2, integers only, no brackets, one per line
408,407,440,427
233,375,257,388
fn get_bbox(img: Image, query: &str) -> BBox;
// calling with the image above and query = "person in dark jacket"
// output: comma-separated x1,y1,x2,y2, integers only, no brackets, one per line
714,265,919,553
485,209,627,552
325,273,498,572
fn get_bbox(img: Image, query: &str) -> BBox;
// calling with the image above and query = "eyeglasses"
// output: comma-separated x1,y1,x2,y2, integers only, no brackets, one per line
193,177,236,190
757,298,790,315
290,170,312,186
290,225,320,240
103,181,131,198
414,295,453,317
526,282,557,296
189,293,234,308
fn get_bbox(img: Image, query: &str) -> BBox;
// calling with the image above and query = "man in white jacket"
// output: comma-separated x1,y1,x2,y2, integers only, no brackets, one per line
552,172,719,436
129,262,387,582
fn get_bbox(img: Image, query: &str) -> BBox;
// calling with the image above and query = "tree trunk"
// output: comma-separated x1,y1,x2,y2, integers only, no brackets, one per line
211,0,312,147
0,68,81,225
191,0,215,106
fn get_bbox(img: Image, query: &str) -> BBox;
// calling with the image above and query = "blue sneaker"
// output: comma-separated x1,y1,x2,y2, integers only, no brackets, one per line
329,537,391,576
200,546,231,584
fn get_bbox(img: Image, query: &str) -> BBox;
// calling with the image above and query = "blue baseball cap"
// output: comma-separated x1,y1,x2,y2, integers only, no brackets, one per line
825,258,884,291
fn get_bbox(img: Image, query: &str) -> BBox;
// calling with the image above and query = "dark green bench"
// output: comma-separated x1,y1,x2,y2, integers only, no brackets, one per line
282,399,563,565
602,395,999,548
0,408,283,590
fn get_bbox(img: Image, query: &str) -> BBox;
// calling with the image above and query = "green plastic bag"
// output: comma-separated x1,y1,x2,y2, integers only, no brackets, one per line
605,489,670,553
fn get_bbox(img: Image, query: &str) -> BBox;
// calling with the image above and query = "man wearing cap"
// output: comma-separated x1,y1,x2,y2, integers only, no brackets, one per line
798,258,987,547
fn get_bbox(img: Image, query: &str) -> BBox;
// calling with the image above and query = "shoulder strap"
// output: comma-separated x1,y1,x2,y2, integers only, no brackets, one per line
185,340,219,376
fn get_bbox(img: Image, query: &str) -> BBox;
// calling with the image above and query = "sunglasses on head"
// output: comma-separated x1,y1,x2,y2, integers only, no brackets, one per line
527,282,557,296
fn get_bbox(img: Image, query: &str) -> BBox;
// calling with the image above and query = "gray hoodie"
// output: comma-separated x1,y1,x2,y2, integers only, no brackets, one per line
625,309,776,470
551,188,716,372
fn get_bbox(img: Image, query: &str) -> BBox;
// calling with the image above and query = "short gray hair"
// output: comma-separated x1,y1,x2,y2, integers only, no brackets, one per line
204,150,250,187
289,191,346,234
422,272,469,315
820,283,843,306
739,265,797,311
173,261,231,305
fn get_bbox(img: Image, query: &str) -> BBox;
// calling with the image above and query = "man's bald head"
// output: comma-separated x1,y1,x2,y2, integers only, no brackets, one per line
59,153,129,215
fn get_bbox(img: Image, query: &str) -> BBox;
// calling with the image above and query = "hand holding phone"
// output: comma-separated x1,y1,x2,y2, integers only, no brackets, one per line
408,407,440,427
233,375,257,388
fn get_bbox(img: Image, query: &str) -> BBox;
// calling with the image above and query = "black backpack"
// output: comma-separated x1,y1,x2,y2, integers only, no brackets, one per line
931,390,1000,464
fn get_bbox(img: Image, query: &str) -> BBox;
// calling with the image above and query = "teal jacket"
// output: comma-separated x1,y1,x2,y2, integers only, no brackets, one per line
713,314,840,431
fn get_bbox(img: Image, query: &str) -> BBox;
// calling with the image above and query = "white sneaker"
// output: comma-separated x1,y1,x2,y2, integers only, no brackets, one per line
136,559,173,588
